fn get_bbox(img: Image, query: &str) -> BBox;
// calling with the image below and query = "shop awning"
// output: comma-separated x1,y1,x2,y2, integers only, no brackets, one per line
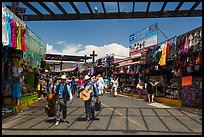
117,61,140,67
61,68,75,72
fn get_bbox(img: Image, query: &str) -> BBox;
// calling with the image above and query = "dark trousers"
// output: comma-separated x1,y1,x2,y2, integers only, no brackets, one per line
55,98,67,121
84,96,95,119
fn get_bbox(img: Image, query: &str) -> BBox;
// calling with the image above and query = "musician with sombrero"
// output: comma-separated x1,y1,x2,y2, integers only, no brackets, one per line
79,75,99,122
54,75,73,126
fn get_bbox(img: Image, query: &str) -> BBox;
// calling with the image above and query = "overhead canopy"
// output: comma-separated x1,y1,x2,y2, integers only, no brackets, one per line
5,2,202,21
46,54,92,62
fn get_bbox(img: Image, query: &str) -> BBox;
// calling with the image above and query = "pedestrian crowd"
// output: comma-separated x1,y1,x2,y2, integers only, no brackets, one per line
36,72,158,126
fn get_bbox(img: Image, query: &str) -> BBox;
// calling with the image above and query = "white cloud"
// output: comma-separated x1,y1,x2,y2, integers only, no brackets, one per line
56,41,66,44
46,44,61,54
46,43,129,61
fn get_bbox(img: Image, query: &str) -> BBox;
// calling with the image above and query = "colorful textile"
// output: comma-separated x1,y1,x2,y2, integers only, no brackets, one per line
158,43,167,66
5,11,12,47
2,6,9,46
10,19,17,48
16,22,22,50
21,24,26,51
11,81,22,98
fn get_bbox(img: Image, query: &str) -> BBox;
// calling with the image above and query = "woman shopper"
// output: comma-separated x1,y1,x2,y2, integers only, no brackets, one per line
96,74,105,96
146,78,159,102
111,76,119,97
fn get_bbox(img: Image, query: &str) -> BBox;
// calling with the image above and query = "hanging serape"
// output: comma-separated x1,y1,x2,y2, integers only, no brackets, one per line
10,18,17,49
16,22,22,50
158,42,167,66
21,24,26,51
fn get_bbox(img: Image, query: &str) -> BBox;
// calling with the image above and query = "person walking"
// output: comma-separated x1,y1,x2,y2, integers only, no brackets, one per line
54,75,73,126
76,76,84,97
146,78,159,102
71,76,76,96
96,74,105,96
111,76,119,97
109,74,114,94
103,76,108,89
46,74,51,95
79,75,99,122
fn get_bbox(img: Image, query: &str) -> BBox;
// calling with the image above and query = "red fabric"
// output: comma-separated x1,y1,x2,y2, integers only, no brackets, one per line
20,24,26,51
166,41,170,59
10,19,17,49
77,80,84,86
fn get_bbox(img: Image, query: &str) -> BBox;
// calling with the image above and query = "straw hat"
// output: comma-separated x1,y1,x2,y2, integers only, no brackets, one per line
60,75,67,79
84,75,90,80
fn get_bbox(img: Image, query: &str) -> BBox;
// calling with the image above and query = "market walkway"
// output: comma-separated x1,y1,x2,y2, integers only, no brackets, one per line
2,92,202,135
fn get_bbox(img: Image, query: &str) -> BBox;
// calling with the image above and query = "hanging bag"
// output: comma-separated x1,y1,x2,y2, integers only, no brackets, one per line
95,101,101,111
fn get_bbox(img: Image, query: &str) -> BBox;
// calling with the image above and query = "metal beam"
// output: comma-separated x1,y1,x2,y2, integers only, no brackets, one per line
132,2,135,18
38,2,55,16
85,2,93,14
117,2,120,15
188,2,200,16
101,2,106,14
160,2,167,17
22,2,43,17
53,2,68,15
174,2,184,15
69,2,80,15
146,2,151,17
22,10,202,21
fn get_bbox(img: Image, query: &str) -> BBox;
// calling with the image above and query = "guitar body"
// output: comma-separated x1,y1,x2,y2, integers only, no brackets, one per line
79,85,93,101
45,81,57,117
45,92,56,117
79,75,100,101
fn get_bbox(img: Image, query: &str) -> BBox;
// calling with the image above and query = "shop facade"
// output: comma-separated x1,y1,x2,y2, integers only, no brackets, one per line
112,26,202,108
2,3,47,117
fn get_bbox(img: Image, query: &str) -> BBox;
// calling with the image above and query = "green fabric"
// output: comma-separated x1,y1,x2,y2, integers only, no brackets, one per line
16,22,22,50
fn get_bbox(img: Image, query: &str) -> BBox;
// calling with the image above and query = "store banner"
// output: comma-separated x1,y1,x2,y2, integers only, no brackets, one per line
25,26,46,58
24,26,47,67
129,23,158,57
23,50,41,68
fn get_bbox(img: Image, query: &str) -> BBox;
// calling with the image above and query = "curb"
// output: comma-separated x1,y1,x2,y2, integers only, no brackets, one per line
117,92,202,115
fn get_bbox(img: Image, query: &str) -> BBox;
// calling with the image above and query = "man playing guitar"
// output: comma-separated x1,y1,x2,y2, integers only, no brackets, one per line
79,75,99,122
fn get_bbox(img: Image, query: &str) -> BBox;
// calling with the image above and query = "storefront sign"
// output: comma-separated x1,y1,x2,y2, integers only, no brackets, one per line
129,23,158,57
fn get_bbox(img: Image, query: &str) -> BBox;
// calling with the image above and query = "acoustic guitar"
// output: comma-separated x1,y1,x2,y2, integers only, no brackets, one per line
80,76,100,101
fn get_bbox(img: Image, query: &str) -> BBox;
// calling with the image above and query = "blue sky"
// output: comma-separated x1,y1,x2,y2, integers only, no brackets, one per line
3,2,202,60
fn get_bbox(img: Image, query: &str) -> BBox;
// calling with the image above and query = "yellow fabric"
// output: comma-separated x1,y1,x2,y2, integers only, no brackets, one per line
158,43,167,66
37,83,41,90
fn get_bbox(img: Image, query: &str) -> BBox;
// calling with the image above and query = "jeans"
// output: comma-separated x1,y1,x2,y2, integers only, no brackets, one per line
55,98,67,121
84,96,95,119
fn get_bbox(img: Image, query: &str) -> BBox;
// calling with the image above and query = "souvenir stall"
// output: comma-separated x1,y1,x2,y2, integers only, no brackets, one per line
114,58,140,94
177,27,202,108
138,44,166,97
2,3,47,117
136,26,202,107
2,3,27,117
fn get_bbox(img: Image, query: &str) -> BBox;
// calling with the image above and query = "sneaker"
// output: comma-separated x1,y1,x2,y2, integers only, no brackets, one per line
86,117,90,122
55,121,60,126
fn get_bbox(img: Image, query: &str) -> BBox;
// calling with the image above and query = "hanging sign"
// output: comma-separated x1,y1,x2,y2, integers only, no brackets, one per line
129,23,158,58
182,76,192,87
